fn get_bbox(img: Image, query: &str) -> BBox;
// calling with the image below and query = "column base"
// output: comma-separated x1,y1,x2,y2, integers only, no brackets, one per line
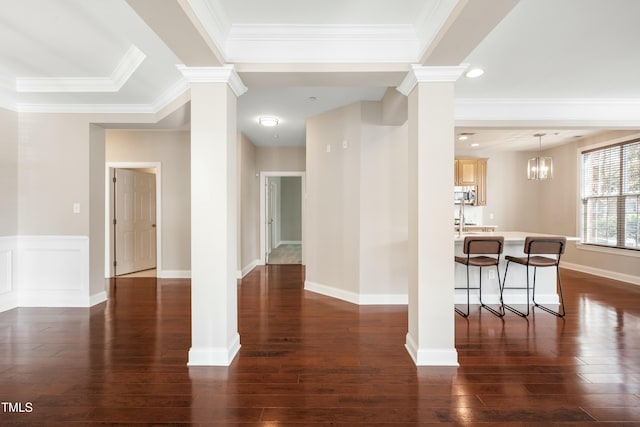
187,334,241,366
405,333,459,366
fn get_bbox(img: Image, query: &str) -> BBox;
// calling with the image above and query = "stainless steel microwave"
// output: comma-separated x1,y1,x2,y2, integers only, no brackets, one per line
454,186,476,205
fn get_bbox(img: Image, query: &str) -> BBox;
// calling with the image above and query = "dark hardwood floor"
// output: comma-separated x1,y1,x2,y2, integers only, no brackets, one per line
1,265,639,425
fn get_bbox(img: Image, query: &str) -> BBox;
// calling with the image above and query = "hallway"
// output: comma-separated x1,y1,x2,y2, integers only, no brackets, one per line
0,266,639,424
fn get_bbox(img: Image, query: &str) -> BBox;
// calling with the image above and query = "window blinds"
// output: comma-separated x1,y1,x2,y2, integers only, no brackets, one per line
581,138,640,250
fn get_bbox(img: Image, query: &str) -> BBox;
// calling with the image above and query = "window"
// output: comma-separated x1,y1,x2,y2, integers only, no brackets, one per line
581,138,640,250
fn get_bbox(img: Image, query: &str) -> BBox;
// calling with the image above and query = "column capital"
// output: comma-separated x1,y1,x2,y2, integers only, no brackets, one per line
176,64,248,97
396,63,469,96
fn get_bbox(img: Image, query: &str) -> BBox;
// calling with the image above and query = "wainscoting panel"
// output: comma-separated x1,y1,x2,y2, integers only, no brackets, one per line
18,236,90,307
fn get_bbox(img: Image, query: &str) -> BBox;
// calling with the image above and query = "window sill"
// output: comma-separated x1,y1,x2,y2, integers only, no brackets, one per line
576,243,640,258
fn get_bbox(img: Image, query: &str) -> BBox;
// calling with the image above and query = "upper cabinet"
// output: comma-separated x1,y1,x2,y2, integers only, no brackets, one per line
455,159,478,186
454,158,488,206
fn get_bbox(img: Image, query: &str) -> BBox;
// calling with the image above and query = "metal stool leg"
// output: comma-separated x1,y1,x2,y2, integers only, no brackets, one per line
455,264,470,318
479,265,504,317
502,260,530,317
533,265,566,317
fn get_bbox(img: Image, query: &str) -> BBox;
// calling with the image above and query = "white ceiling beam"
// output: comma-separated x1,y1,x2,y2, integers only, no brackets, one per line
125,0,224,66
419,0,519,66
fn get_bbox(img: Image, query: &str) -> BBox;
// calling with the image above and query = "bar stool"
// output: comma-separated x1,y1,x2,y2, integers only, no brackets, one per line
454,236,505,318
502,236,566,318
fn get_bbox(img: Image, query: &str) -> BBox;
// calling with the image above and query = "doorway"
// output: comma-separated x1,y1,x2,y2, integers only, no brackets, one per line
105,162,162,278
260,172,305,265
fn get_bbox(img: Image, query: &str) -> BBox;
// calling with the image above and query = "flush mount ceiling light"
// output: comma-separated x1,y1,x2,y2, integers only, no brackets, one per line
259,116,279,127
458,132,475,141
527,133,553,180
465,68,484,78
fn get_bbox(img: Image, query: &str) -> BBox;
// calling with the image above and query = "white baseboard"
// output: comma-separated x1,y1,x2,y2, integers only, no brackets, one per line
304,280,359,305
304,280,408,305
187,334,241,366
158,270,191,279
90,291,108,306
405,333,459,366
240,259,262,279
561,262,640,286
279,241,302,245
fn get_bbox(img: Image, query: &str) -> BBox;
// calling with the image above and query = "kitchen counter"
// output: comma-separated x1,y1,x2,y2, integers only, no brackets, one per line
454,225,497,233
454,231,578,307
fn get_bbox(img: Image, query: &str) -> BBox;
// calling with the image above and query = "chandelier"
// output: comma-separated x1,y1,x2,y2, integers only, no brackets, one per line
527,133,553,180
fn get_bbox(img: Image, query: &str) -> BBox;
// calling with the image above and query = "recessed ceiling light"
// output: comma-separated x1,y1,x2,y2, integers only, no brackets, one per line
471,143,480,147
466,68,484,78
259,117,279,127
458,135,468,141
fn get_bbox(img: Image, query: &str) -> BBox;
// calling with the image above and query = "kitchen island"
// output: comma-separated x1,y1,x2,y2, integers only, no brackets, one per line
454,231,577,307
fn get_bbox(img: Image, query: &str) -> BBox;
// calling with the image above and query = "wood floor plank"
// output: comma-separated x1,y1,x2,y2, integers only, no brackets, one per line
0,265,638,424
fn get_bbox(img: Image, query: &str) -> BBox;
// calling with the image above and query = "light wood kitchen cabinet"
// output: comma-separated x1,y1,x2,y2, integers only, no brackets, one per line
455,159,478,185
455,157,488,206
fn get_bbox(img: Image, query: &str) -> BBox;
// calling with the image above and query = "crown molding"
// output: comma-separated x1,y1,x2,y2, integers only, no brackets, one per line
15,45,146,93
226,24,418,63
455,98,640,126
397,63,468,96
176,64,247,97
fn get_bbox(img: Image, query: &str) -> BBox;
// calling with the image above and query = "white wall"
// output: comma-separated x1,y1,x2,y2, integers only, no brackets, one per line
359,102,408,300
0,108,18,311
238,133,260,275
257,146,306,172
306,101,408,303
0,108,18,236
106,130,191,274
306,102,361,298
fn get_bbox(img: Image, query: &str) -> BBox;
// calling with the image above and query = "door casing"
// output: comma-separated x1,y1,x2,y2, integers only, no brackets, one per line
105,162,162,278
259,171,305,265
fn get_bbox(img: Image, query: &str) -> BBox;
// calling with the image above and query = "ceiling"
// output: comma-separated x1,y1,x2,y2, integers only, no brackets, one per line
1,0,639,151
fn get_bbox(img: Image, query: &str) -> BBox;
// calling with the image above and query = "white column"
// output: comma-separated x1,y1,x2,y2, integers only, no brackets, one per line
398,64,467,366
178,65,247,366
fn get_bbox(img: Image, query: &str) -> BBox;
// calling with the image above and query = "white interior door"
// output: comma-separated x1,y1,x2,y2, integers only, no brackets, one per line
115,168,156,275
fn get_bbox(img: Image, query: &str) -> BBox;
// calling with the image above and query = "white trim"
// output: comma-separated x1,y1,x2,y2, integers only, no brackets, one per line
187,334,241,366
455,98,640,126
90,291,108,306
278,241,302,246
397,63,469,96
158,270,191,279
17,236,90,307
405,333,459,366
240,259,262,279
304,280,359,305
16,45,146,93
176,64,247,97
16,103,156,114
105,163,163,279
226,24,419,63
260,172,306,266
185,0,230,58
561,261,640,287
